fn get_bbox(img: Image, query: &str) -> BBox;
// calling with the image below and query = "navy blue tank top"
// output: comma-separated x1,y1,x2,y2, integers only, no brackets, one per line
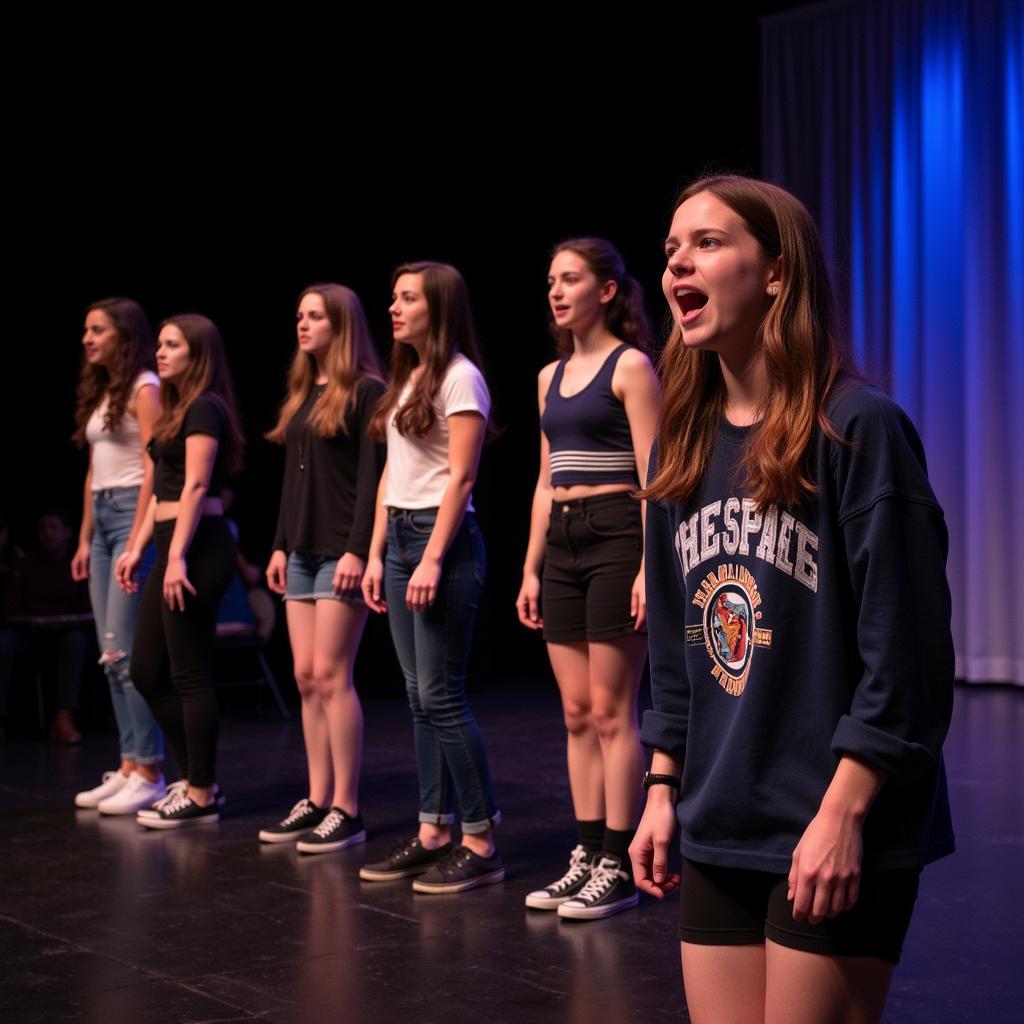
540,343,638,487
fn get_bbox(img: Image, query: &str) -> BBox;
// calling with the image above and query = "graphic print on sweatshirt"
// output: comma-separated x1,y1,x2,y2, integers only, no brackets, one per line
677,498,819,696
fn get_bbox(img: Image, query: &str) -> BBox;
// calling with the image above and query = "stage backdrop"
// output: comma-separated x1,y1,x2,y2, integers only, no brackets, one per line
762,0,1024,685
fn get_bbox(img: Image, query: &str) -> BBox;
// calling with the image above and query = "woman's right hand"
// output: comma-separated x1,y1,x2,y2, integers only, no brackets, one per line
265,550,288,595
115,549,142,593
515,572,543,630
629,791,681,900
71,541,91,582
362,555,387,614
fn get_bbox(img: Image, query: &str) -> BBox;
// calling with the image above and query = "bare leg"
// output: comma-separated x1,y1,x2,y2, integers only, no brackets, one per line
681,942,766,1024
286,600,331,807
461,828,495,858
547,641,605,820
418,822,453,848
311,599,368,813
588,635,647,830
764,940,894,1024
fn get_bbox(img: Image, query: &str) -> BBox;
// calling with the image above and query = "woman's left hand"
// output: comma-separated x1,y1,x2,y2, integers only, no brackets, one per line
788,806,864,924
163,555,197,612
631,561,647,632
333,553,366,596
406,556,441,613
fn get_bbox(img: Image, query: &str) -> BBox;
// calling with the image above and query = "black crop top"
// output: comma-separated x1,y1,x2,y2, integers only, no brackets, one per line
149,393,232,501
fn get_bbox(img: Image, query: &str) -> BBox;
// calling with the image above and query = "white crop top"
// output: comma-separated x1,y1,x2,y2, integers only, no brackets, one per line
85,371,160,490
382,354,490,511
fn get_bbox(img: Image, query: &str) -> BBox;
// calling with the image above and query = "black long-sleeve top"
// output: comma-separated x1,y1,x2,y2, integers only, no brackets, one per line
641,382,955,874
272,378,385,561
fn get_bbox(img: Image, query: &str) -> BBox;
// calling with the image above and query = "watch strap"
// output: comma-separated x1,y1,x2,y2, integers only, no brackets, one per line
643,770,682,791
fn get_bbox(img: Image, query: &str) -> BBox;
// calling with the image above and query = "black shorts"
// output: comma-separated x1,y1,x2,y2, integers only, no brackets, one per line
678,858,921,965
541,492,643,644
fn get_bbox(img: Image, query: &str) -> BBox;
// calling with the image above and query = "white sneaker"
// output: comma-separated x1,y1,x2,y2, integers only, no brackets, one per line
75,770,130,809
98,772,167,815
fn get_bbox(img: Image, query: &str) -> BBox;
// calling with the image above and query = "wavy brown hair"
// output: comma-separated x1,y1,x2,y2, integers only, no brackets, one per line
266,284,383,443
152,314,245,474
369,262,492,440
643,175,853,510
72,298,156,446
549,238,652,357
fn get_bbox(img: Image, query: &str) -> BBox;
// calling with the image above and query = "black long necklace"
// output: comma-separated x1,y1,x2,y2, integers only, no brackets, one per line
298,383,327,472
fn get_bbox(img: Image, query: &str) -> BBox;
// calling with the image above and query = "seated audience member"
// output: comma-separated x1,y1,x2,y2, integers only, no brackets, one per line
0,513,26,737
3,510,95,743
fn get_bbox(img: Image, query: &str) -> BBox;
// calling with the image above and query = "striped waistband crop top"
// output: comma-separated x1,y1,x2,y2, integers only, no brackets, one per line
540,343,638,488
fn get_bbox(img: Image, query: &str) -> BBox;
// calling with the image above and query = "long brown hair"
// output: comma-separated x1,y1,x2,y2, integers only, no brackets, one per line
550,238,653,357
151,314,245,474
266,284,383,443
369,262,491,440
72,298,156,446
643,175,852,510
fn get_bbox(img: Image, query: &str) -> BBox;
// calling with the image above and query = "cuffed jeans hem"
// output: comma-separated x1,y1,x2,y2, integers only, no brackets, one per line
419,811,457,826
129,754,162,765
461,809,502,834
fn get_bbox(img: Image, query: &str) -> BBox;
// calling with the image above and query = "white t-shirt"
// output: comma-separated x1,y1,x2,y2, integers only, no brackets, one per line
85,371,160,490
382,353,490,511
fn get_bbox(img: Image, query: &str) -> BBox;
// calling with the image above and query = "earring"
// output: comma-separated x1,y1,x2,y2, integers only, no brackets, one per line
768,285,780,296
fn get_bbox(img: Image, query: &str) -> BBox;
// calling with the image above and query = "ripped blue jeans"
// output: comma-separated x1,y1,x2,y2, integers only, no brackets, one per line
89,488,163,764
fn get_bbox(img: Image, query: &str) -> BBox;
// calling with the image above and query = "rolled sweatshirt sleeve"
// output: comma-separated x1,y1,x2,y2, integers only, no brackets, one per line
829,392,955,785
640,447,691,756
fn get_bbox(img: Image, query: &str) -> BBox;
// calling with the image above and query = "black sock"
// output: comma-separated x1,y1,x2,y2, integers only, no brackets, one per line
602,826,635,862
577,818,606,857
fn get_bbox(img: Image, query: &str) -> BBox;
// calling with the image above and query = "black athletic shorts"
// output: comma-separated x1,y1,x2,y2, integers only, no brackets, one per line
541,492,643,644
678,858,921,965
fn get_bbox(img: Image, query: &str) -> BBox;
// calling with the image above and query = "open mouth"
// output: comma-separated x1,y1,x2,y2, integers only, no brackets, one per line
675,288,709,323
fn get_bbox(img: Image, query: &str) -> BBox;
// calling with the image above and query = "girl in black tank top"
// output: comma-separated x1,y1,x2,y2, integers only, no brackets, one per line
516,238,662,920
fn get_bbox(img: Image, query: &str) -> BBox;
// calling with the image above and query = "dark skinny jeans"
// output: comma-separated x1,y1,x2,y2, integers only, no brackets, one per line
132,517,235,788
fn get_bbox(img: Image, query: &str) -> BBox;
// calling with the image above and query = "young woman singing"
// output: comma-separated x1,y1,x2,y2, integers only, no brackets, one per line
516,238,660,920
630,176,955,1024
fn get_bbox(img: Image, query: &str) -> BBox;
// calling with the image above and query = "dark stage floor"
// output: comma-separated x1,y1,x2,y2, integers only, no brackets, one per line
1,683,1021,1023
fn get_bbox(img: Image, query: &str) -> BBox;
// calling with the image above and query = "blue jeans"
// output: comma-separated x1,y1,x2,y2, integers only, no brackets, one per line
89,488,163,764
384,509,499,834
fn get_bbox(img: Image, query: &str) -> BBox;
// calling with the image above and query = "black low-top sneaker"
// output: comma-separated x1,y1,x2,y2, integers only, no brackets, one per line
525,844,595,909
138,789,220,830
412,845,506,894
296,808,366,854
259,798,328,843
138,781,226,820
359,836,452,881
556,855,638,920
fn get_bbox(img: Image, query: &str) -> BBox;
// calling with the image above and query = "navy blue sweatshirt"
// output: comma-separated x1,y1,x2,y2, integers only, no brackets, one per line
641,383,955,873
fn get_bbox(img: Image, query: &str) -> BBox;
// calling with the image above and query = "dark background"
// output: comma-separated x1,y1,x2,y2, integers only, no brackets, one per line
6,6,817,692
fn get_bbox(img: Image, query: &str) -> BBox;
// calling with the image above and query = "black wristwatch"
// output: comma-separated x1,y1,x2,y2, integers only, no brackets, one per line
642,770,681,791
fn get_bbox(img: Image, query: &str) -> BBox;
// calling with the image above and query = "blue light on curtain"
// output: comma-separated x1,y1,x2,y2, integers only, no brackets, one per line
763,0,1024,684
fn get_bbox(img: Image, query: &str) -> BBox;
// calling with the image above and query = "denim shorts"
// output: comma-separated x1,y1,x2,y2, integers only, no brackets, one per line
542,491,643,643
285,550,363,603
